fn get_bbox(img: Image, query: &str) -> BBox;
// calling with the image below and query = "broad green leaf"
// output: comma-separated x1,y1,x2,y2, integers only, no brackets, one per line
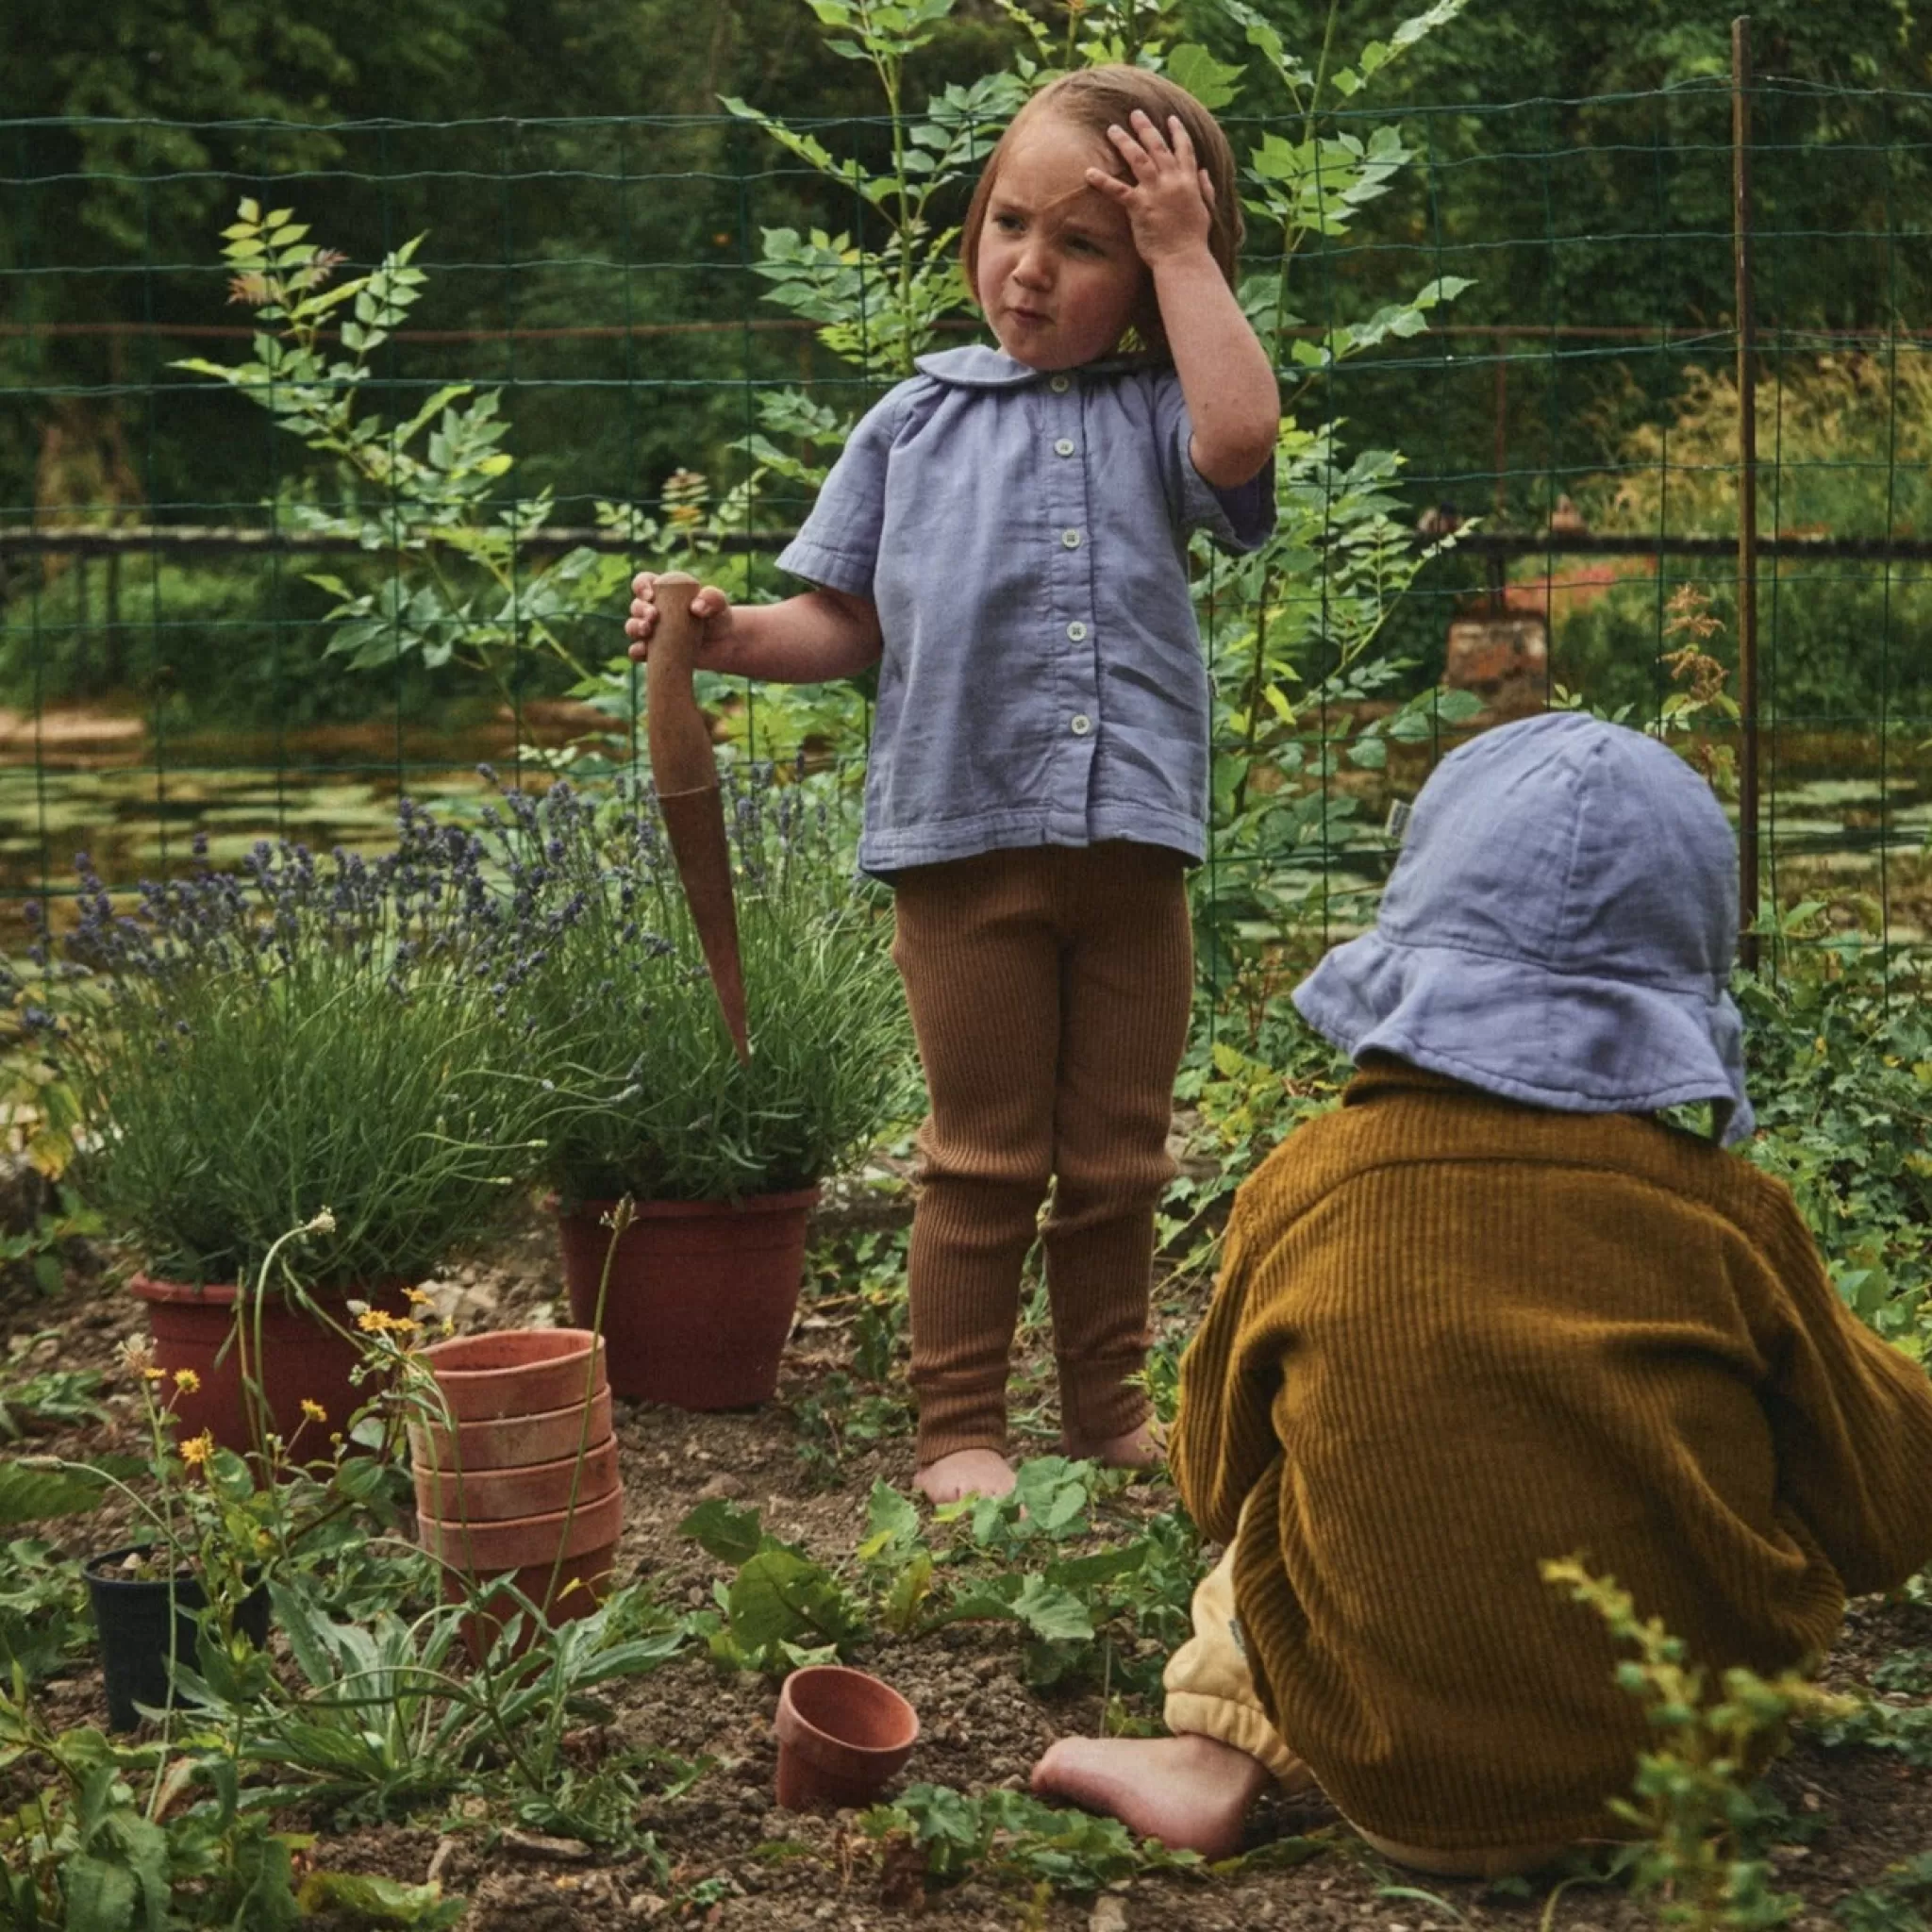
883,1550,934,1633
678,1498,764,1565
60,1857,137,1932
1011,1574,1094,1643
295,1873,466,1927
1163,43,1245,111
859,1480,921,1559
0,1459,108,1524
727,1548,867,1657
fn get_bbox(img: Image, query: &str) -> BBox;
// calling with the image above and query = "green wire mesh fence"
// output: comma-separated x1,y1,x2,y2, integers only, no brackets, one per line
3,70,1929,989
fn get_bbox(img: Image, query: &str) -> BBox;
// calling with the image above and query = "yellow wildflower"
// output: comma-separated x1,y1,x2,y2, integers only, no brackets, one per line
178,1432,215,1468
356,1308,397,1334
300,1398,327,1424
172,1368,201,1393
141,1366,168,1383
402,1286,436,1307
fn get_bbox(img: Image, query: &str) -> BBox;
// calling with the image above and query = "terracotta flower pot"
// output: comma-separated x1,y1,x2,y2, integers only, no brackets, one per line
132,1274,412,1457
418,1485,624,1662
555,1190,817,1408
408,1386,613,1474
416,1328,607,1423
411,1435,620,1525
774,1665,919,1813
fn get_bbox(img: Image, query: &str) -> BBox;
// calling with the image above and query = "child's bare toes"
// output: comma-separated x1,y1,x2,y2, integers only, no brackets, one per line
914,1448,1016,1504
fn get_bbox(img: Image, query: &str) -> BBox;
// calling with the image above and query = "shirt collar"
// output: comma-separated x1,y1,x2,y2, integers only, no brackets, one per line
913,344,1153,389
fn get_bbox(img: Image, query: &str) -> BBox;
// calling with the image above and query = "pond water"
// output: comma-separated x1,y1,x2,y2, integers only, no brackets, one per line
2,708,1927,954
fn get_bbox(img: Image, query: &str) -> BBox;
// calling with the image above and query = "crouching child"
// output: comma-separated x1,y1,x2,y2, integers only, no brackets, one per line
1033,710,1932,1874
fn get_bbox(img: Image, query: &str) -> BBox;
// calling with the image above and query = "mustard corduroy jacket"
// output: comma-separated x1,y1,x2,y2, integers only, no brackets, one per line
1172,1058,1932,1852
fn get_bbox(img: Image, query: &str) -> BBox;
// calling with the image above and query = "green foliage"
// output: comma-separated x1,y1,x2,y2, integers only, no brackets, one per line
0,1678,313,1931
0,1540,90,1690
1158,1000,1351,1269
1735,921,1932,1350
790,1370,913,1490
202,1568,688,1844
492,772,914,1202
1557,357,1932,720
0,1460,116,1527
683,1464,1199,1694
0,557,444,727
1834,1854,1932,1932
0,1363,108,1441
1807,1645,1932,1771
681,1497,870,1672
171,200,632,714
1542,1557,1858,1930
862,1780,1208,1892
48,830,546,1293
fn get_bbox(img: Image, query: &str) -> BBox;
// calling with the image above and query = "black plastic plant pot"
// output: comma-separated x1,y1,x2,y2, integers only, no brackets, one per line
85,1548,270,1732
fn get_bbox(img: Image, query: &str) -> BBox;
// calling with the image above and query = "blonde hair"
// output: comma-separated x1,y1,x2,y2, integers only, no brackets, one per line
959,65,1245,359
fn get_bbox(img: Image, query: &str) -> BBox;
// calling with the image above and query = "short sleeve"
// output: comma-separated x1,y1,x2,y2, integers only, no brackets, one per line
1152,373,1276,555
774,384,916,597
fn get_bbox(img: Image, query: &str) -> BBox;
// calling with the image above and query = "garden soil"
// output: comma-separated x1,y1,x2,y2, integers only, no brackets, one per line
7,1199,1928,1932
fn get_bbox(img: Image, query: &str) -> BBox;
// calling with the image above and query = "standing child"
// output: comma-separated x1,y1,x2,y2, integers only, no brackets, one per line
627,69,1279,1502
1033,711,1932,1874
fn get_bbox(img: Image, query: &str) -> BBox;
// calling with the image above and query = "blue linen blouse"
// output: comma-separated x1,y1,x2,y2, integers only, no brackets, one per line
774,345,1275,875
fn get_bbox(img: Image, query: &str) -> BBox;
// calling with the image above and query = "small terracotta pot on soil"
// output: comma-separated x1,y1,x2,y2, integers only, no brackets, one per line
86,1549,270,1732
415,1328,607,1423
774,1664,920,1813
555,1190,818,1407
132,1274,412,1457
417,1485,624,1662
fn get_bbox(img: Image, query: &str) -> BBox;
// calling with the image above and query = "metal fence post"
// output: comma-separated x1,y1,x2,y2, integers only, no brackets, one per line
1733,16,1762,970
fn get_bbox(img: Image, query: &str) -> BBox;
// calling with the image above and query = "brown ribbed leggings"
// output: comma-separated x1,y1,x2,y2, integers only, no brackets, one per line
890,842,1193,1464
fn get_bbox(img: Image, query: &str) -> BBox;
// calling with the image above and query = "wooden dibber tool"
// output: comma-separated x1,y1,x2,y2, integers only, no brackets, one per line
644,571,751,1063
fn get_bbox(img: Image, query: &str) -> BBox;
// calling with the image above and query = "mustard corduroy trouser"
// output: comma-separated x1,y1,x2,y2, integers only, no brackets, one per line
1167,1532,1574,1880
891,842,1192,1464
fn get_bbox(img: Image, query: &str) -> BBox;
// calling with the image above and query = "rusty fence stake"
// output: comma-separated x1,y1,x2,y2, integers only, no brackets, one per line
1734,14,1762,972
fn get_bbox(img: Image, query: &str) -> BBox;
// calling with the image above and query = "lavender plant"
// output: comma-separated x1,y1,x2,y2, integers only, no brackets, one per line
469,767,913,1203
36,817,545,1293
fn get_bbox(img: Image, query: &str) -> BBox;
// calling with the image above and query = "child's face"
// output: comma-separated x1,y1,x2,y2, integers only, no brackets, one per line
974,112,1148,372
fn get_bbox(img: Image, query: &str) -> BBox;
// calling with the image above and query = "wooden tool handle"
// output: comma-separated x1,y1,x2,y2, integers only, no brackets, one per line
643,571,719,795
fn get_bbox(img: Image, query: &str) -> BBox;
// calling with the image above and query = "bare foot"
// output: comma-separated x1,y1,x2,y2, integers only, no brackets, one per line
914,1448,1017,1504
1030,1733,1270,1860
1064,1420,1165,1470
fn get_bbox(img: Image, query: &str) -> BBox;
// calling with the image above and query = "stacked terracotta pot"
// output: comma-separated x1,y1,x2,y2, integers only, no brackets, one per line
409,1329,623,1659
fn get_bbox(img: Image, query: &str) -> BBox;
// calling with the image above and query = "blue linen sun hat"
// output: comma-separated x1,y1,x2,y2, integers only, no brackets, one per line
1292,710,1754,1142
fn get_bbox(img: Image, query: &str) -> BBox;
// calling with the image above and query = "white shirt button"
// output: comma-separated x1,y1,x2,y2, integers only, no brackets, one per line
1054,438,1075,457
1060,528,1082,549
1066,621,1088,641
1049,375,1071,393
1070,714,1091,736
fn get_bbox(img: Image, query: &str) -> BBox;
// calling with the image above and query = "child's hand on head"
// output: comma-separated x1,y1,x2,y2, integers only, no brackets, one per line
625,572,734,663
1086,109,1215,269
